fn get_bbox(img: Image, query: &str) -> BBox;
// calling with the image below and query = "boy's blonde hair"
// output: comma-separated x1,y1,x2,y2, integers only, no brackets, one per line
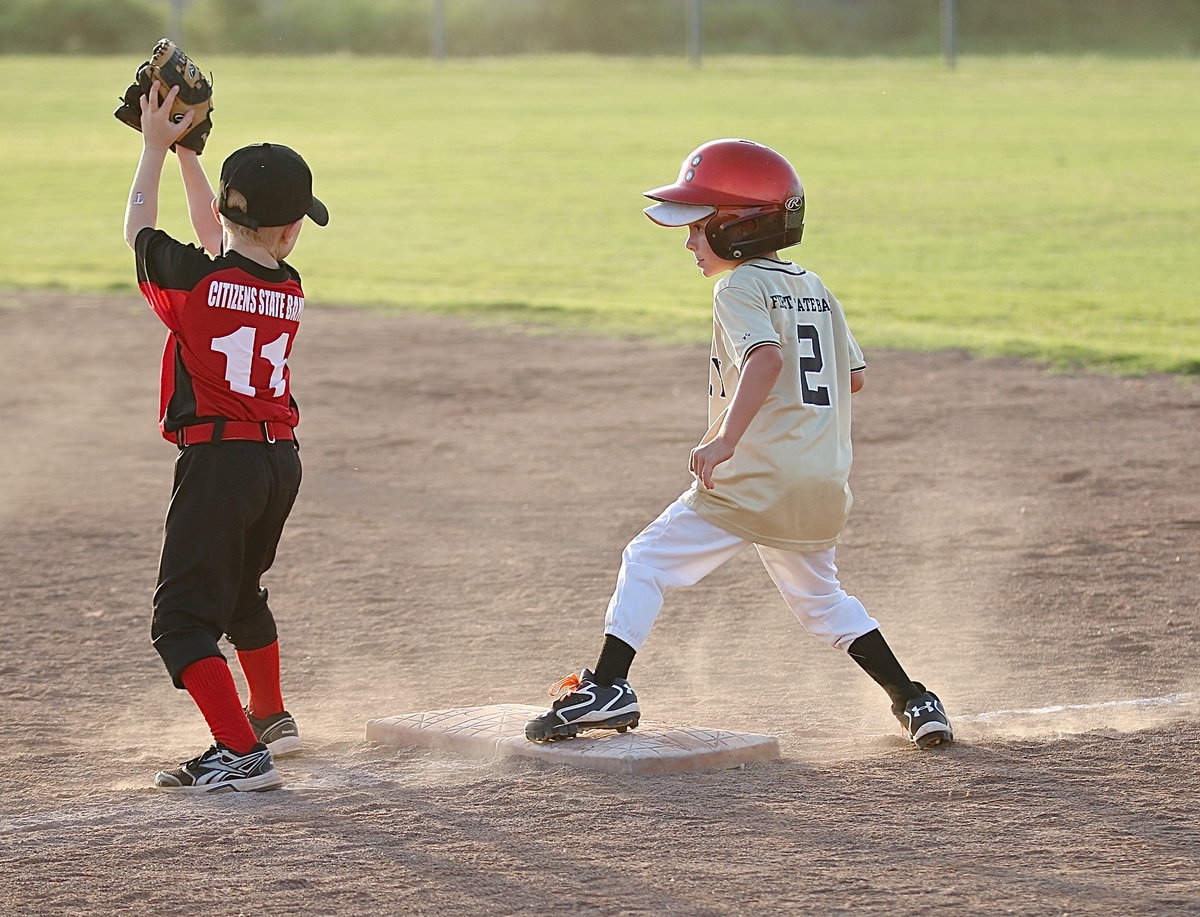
220,188,293,259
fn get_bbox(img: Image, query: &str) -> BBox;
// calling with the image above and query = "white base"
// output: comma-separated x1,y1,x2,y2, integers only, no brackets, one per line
365,704,780,775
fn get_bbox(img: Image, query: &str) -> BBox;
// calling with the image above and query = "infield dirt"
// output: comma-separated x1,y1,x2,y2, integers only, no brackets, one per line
2,293,1198,916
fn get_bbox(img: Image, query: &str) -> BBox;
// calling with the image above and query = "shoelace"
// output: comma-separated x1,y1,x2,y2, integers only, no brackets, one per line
549,673,583,697
182,745,223,768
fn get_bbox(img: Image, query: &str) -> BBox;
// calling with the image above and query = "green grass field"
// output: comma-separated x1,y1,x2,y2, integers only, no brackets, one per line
1,55,1197,373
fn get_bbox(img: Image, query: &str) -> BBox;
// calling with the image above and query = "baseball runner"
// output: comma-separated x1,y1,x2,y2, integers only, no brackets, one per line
119,42,329,791
526,139,953,749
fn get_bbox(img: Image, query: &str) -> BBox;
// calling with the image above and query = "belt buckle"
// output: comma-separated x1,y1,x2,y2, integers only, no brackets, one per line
262,422,276,444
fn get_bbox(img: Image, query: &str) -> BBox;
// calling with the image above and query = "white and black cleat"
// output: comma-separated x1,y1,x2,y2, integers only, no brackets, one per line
154,742,283,792
525,669,641,743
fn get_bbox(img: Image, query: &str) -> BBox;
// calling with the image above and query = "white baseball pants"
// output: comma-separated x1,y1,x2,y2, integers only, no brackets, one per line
603,500,879,652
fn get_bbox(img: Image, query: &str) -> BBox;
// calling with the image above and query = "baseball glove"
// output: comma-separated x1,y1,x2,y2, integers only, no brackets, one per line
114,38,213,154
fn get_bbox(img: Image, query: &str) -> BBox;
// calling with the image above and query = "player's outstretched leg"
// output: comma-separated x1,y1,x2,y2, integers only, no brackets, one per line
893,684,953,749
154,742,283,792
525,669,640,742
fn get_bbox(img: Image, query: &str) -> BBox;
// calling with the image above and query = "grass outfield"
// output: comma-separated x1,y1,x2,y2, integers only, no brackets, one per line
1,55,1197,373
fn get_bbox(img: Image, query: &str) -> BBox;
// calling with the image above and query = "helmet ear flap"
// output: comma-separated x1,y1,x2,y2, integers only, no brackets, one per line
706,200,805,260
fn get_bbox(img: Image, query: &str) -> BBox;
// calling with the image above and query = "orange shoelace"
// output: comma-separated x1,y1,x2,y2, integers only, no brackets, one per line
548,673,583,697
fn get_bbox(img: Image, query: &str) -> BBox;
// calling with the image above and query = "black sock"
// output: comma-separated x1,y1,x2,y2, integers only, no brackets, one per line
847,629,921,709
593,635,636,686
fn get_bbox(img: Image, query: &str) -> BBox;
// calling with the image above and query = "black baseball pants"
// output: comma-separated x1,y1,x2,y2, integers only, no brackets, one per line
151,440,302,688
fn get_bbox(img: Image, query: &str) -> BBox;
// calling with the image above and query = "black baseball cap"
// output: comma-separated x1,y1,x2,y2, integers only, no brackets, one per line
217,142,329,229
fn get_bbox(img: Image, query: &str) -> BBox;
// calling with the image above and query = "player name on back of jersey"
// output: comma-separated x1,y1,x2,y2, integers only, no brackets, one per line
207,280,305,322
769,294,831,313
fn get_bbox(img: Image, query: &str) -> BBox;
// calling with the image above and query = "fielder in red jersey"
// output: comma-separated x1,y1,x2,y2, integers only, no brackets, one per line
123,82,328,792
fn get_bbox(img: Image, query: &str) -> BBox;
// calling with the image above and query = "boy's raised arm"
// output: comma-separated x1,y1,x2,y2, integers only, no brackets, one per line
177,148,222,256
123,82,194,250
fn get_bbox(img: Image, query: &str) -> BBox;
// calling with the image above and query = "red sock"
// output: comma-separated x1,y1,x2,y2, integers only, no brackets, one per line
236,641,284,719
180,656,259,755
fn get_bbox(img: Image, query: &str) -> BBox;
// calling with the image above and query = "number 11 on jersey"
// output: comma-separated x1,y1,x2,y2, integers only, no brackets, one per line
210,326,290,397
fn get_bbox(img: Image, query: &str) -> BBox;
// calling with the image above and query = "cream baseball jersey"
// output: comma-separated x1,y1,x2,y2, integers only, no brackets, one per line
681,257,865,551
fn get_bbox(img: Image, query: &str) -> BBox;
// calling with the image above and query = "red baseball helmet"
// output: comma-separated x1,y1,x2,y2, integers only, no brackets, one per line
643,138,805,260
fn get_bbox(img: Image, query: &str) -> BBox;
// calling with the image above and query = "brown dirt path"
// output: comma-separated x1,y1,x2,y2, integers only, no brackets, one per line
1,292,1198,916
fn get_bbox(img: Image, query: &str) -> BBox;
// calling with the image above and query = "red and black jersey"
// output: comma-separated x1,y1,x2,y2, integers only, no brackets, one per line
135,227,304,442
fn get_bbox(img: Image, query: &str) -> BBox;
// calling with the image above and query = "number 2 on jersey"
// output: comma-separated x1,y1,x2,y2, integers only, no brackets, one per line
797,324,831,406
210,326,290,397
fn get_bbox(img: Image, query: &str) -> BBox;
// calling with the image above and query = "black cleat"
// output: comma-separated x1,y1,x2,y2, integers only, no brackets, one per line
525,669,640,743
246,708,301,757
894,684,953,749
